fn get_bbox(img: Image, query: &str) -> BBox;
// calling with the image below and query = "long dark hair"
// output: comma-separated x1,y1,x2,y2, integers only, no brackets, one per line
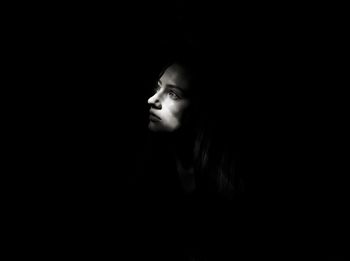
193,119,244,200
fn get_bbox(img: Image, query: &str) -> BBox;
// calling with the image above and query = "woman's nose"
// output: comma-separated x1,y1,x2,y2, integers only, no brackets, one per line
148,93,162,109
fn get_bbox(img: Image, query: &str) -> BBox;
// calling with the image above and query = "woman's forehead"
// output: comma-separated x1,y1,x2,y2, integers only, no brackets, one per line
159,64,191,90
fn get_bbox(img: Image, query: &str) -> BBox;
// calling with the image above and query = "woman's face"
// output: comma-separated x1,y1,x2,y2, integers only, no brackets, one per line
148,63,193,132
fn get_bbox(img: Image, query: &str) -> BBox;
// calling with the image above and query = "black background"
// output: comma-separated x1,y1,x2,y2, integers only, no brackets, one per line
10,1,347,259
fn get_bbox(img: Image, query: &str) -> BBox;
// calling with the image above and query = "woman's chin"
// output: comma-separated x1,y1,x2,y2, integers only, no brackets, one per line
148,122,161,132
148,122,178,133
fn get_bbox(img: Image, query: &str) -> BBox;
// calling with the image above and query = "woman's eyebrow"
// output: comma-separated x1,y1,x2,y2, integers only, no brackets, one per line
158,80,186,94
166,84,186,93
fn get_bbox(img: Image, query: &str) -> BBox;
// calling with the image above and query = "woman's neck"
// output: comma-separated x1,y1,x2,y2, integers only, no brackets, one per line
172,129,195,167
170,130,196,194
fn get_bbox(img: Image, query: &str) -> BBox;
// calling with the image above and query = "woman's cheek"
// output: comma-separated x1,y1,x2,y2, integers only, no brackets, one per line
170,100,190,116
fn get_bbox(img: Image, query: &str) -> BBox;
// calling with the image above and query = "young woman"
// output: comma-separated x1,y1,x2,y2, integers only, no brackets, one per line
137,50,247,260
144,49,244,203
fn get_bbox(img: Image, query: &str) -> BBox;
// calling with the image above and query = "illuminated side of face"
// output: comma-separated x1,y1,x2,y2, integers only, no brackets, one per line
148,63,192,132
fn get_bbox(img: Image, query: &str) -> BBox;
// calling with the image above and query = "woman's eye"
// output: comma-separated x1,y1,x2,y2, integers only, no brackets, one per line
168,91,180,100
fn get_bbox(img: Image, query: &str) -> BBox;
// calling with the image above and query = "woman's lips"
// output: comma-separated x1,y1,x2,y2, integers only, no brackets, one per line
149,113,161,121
